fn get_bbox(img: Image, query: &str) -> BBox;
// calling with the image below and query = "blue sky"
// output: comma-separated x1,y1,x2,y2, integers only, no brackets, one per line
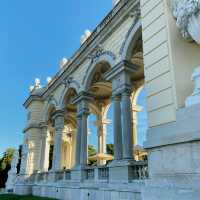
0,0,112,156
0,0,147,156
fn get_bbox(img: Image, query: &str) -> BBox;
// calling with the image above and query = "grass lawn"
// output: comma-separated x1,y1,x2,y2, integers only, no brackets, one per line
0,194,57,200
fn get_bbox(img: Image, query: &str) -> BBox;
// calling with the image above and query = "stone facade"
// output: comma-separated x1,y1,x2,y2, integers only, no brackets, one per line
9,0,200,199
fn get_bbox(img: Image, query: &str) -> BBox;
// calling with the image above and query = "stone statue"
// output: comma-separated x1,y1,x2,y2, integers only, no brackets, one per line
6,150,19,192
173,0,200,44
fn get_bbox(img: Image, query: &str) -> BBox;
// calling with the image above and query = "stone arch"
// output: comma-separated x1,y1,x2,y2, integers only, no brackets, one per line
42,96,58,123
82,53,115,91
120,20,142,60
89,103,101,116
59,83,79,110
132,81,145,105
102,103,112,120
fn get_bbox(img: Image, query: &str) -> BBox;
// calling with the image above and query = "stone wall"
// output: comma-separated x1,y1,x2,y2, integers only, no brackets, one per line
140,0,176,127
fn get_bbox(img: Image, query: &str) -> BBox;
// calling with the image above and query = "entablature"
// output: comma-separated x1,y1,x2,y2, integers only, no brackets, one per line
24,0,140,106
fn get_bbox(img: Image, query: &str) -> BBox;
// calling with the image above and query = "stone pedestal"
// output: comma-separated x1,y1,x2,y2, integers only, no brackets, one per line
142,103,200,200
109,160,135,183
70,168,84,182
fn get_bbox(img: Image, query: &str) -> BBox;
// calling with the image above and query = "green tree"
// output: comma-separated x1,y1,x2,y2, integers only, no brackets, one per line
0,148,15,188
88,145,97,166
106,144,114,155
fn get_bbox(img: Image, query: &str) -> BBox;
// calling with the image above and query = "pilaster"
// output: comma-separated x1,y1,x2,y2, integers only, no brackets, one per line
52,110,64,171
39,122,50,172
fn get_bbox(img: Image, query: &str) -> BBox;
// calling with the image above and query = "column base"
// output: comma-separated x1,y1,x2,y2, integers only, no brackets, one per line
47,171,56,182
71,166,85,182
109,159,136,183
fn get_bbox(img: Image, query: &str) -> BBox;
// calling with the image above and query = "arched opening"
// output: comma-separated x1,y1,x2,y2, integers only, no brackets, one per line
124,25,148,162
61,88,78,169
86,61,113,166
46,105,56,171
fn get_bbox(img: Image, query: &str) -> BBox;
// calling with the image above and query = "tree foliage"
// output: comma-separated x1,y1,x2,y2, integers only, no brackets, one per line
88,145,97,166
106,144,114,155
0,148,15,188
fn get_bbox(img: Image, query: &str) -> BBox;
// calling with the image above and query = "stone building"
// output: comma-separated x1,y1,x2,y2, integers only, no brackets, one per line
11,0,200,199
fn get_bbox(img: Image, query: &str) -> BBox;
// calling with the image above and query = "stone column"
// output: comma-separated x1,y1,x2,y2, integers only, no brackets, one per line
112,95,123,160
74,105,82,168
105,60,138,183
20,138,29,175
71,92,92,182
52,110,64,171
95,118,109,165
80,106,90,166
73,92,92,168
39,123,50,172
121,89,134,159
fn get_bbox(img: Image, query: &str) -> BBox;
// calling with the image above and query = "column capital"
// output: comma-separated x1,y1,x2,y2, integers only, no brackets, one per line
52,109,64,119
72,91,93,105
111,94,121,101
53,110,65,131
39,122,48,128
121,87,132,96
104,60,138,81
74,91,92,117
105,60,137,95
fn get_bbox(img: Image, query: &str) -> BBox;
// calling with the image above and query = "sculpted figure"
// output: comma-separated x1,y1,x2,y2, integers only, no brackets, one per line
6,150,19,191
173,0,200,44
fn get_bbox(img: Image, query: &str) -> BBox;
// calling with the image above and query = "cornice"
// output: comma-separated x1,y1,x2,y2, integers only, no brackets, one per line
23,94,44,108
24,0,140,104
23,123,41,133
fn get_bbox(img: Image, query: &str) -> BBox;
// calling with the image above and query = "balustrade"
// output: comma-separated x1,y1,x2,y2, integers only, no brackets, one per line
131,161,148,180
64,170,71,180
85,167,95,180
98,167,109,180
26,162,148,184
55,171,64,181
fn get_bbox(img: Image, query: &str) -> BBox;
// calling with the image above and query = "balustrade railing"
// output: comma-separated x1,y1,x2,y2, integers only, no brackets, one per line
85,167,95,180
28,173,37,183
98,167,109,180
131,161,148,180
55,170,64,181
36,172,44,182
26,161,148,184
64,170,71,180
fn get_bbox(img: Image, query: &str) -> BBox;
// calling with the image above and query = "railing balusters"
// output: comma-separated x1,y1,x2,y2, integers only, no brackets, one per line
85,168,95,180
131,161,149,180
98,167,109,181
